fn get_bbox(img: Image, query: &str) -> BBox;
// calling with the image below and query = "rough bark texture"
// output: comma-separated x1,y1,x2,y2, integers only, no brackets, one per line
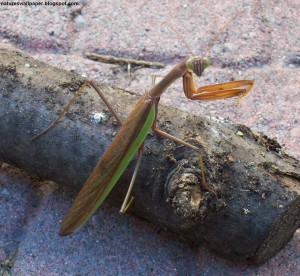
0,49,299,264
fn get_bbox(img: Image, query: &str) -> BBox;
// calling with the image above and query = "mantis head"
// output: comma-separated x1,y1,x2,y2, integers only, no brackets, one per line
185,56,212,77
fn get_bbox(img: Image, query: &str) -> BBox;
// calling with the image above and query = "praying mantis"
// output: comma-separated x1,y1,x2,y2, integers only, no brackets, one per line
32,18,253,236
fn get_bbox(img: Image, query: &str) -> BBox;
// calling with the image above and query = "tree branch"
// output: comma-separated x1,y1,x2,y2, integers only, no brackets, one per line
0,49,299,264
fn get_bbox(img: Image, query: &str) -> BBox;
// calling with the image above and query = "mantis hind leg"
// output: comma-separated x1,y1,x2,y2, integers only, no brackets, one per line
89,80,123,125
30,79,123,142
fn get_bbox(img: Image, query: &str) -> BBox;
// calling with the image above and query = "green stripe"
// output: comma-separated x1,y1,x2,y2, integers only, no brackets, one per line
93,105,155,210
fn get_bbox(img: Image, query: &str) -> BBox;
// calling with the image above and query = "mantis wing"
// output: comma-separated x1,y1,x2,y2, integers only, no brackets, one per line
60,94,155,235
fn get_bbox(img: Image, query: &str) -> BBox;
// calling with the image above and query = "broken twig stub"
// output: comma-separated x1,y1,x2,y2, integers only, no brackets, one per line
85,52,165,68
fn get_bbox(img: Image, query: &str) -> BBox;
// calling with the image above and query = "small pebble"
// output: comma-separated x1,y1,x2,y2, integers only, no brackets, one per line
1,188,10,196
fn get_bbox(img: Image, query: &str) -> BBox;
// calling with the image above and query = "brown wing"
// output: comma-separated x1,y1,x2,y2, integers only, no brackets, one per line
60,94,153,235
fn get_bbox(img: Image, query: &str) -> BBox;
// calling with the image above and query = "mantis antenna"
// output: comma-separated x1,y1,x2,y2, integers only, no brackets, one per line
167,25,195,57
201,10,243,59
168,10,243,59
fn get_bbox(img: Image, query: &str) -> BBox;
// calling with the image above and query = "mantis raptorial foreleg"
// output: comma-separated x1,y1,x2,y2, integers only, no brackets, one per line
183,70,253,101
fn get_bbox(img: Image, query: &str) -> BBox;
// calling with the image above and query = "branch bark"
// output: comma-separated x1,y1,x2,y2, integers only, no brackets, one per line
0,49,299,264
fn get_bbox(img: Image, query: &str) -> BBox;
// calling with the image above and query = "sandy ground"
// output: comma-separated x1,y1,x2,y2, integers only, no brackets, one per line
0,0,299,275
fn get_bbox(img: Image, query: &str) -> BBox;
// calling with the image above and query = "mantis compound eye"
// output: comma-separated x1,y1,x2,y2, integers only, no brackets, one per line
202,57,212,68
